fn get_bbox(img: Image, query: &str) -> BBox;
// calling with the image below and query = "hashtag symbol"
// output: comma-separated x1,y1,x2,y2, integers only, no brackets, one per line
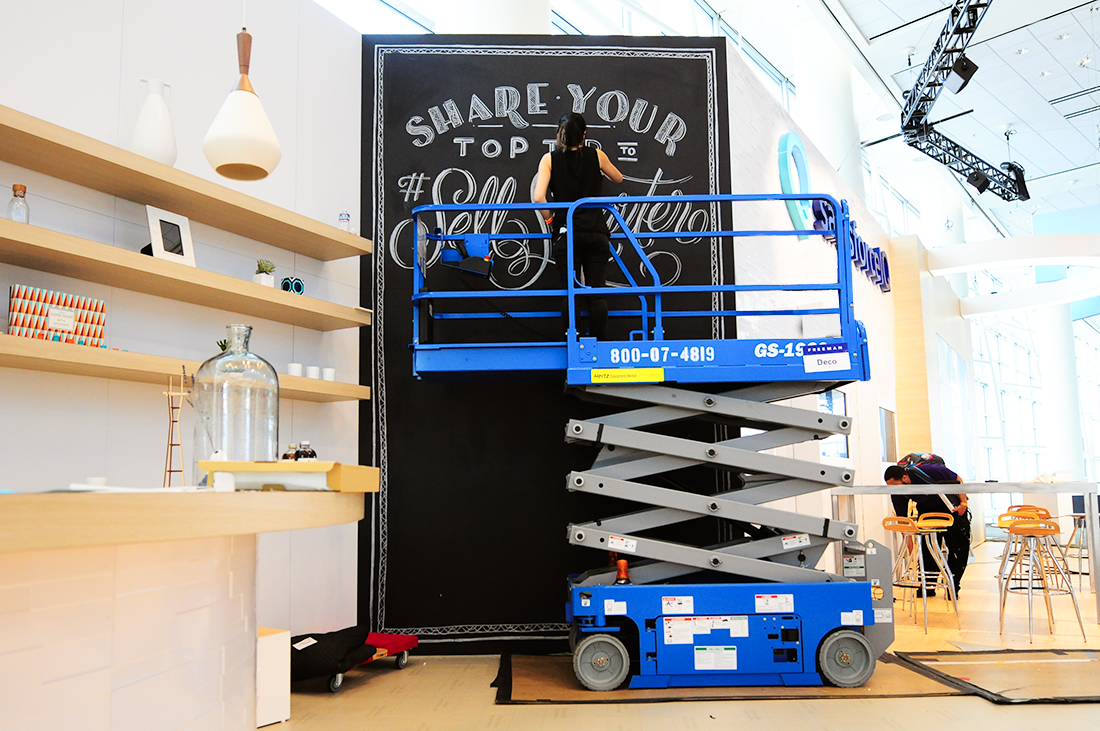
397,173,429,202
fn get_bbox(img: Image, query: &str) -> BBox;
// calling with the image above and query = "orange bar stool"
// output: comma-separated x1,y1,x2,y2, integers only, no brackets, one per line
916,512,961,627
1064,513,1090,591
883,515,958,633
995,511,1040,579
1008,504,1051,518
999,518,1087,643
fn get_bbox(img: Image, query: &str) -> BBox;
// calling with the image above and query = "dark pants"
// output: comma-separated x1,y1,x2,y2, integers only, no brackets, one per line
553,231,609,339
944,510,971,590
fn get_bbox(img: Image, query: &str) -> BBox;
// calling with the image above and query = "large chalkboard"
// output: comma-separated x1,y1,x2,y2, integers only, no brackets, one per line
360,35,731,651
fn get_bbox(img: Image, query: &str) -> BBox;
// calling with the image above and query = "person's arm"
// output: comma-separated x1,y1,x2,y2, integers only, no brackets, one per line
596,149,623,183
532,152,553,222
955,492,968,516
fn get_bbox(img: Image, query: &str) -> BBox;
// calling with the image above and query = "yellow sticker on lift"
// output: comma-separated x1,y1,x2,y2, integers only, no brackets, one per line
590,368,665,383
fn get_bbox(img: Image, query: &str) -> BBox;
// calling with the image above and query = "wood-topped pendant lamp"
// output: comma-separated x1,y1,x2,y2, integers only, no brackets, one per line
202,28,281,181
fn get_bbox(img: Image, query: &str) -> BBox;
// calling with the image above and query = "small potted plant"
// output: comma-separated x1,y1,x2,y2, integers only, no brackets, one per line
253,259,276,287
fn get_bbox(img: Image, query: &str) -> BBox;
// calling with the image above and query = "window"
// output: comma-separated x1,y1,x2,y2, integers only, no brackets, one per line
818,390,849,459
879,408,897,462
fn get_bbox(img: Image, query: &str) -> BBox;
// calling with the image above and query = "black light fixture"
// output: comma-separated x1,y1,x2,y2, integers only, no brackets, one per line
945,54,979,94
966,170,990,193
1000,162,1030,201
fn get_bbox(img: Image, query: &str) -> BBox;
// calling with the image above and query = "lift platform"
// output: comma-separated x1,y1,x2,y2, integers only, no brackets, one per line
408,194,893,690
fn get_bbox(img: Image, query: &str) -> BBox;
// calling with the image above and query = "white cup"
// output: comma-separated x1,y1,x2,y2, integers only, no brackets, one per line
305,365,321,379
287,363,303,377
322,367,336,381
86,477,107,486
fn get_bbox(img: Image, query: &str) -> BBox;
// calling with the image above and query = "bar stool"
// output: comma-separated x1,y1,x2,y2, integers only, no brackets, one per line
883,516,959,633
916,513,961,627
998,518,1087,643
994,511,1041,580
1008,504,1051,518
1064,513,1090,591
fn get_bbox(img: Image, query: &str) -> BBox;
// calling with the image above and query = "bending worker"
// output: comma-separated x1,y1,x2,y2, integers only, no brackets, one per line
883,459,970,597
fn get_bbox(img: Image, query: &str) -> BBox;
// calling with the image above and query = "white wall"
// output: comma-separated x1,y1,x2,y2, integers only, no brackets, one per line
0,536,257,731
0,0,363,639
725,39,897,551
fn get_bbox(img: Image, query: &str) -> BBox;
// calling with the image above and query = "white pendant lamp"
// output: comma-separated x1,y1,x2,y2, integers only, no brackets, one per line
203,28,281,181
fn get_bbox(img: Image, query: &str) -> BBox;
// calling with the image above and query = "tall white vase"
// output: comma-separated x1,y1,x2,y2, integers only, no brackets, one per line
131,78,178,166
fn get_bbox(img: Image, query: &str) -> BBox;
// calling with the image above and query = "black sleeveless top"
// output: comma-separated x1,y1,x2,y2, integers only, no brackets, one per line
548,146,607,235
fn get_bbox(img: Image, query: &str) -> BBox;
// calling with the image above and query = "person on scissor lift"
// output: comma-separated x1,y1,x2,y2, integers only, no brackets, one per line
532,113,622,339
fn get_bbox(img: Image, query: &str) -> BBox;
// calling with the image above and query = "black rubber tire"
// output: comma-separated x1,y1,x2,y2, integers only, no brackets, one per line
817,629,875,688
568,624,579,653
328,673,343,692
395,650,409,669
573,633,631,691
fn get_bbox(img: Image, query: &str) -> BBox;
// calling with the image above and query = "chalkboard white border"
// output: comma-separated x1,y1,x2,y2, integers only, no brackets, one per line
367,40,728,641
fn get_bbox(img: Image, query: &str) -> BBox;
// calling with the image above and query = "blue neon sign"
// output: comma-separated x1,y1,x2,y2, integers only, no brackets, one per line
778,131,890,293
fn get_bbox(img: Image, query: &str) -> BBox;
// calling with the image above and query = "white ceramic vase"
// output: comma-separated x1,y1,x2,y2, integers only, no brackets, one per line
131,79,177,166
252,273,276,287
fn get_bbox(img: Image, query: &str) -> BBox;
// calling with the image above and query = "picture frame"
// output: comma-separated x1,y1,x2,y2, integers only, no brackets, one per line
144,205,196,267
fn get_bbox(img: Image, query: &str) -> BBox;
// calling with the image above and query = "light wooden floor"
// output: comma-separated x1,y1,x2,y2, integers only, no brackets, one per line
281,543,1100,730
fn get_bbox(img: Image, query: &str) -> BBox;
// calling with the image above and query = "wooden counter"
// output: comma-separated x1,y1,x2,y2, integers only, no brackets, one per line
0,491,364,553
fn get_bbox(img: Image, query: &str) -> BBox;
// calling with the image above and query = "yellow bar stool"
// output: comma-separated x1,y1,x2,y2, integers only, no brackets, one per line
1008,504,1051,518
994,511,1040,580
916,512,961,628
883,516,956,633
998,518,1087,643
1064,513,1089,592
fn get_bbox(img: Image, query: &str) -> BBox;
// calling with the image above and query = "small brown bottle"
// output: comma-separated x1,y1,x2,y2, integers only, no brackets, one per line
281,443,298,461
295,440,317,461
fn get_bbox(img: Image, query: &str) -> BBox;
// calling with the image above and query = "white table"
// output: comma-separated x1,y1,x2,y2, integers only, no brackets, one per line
831,481,1100,622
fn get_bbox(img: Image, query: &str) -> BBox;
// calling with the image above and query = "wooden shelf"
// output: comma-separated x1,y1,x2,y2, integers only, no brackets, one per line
0,335,370,403
0,218,371,331
0,104,371,261
0,491,365,553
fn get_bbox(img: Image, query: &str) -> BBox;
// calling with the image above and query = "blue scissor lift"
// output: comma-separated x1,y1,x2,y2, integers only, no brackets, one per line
410,194,893,690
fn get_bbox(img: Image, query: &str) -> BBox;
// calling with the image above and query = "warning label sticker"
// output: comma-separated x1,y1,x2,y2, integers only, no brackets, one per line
840,610,864,626
662,596,694,614
781,533,812,550
607,535,637,553
663,616,749,645
842,554,866,577
694,646,738,671
754,594,794,613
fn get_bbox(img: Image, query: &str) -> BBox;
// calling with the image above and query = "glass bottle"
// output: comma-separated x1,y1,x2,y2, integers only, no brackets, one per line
192,324,279,483
295,440,317,461
281,443,298,461
8,184,29,224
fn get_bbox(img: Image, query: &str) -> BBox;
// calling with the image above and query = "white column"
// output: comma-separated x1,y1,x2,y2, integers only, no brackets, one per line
1027,303,1083,527
790,17,865,201
420,0,551,33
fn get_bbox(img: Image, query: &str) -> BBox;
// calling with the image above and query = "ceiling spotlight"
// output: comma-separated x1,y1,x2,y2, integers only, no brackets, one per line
1015,47,1029,55
945,54,979,94
967,170,991,193
1038,70,1053,77
1079,56,1094,67
1055,32,1071,41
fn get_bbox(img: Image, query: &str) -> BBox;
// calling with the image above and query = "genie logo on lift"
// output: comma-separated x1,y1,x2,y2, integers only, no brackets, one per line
778,132,890,293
